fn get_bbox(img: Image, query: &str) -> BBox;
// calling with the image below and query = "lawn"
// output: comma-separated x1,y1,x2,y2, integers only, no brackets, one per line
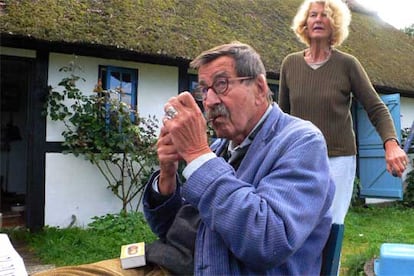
341,204,414,275
3,204,414,275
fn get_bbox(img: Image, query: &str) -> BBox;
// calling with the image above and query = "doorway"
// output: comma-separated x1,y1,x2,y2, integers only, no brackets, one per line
1,56,31,228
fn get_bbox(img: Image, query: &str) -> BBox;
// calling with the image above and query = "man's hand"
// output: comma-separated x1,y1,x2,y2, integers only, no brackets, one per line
163,92,212,163
157,127,180,195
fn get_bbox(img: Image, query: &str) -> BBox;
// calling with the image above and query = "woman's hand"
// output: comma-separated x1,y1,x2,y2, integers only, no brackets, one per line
384,139,409,177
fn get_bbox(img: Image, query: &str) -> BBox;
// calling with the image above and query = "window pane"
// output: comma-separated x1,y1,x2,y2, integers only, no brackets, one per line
110,71,121,91
121,73,132,95
100,66,137,111
122,73,131,83
120,93,131,105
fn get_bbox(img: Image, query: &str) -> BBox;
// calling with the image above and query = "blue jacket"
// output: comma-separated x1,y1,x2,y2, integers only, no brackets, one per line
144,105,334,275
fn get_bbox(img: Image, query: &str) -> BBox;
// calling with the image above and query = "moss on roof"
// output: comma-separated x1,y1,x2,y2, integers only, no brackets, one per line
1,0,413,92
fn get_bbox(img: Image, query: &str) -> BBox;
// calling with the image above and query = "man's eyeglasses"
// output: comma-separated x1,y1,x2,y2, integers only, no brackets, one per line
195,76,254,101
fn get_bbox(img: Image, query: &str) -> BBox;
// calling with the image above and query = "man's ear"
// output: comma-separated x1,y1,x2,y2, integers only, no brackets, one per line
253,74,269,106
256,74,268,98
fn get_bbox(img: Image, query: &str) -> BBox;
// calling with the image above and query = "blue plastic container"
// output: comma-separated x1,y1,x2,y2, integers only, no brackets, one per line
374,243,414,275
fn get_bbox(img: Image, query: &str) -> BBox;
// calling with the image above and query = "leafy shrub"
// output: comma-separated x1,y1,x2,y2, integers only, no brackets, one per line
44,61,159,211
351,177,365,207
399,170,414,207
398,125,414,207
88,211,157,244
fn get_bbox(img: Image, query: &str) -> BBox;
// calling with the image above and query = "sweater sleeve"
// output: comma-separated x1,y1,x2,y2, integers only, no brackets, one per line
278,56,290,113
348,55,398,142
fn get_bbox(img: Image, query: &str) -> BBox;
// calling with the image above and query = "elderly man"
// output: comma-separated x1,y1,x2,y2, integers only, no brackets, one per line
143,41,334,275
35,42,334,276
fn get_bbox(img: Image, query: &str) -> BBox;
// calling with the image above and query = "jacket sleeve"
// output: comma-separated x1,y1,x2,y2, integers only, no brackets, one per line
142,171,184,239
142,139,226,239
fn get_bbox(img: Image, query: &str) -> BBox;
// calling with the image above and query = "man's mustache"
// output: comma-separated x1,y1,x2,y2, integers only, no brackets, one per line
206,104,229,122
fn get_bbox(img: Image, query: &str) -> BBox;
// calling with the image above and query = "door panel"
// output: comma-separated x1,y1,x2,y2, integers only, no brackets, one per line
357,94,402,199
1,56,31,227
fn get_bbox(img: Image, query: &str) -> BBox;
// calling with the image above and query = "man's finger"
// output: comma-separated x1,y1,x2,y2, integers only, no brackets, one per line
177,91,199,109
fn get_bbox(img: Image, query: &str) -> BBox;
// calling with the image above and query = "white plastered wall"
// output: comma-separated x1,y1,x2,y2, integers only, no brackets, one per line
400,97,414,130
45,53,177,227
399,96,414,182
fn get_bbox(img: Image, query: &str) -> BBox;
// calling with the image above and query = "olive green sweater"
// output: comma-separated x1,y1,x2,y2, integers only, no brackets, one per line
278,49,397,156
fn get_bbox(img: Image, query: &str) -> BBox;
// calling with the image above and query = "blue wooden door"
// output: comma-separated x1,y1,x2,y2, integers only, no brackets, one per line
357,94,403,199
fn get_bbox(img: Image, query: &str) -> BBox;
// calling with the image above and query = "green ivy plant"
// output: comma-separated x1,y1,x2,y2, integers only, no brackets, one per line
402,170,414,207
44,61,158,212
351,177,365,208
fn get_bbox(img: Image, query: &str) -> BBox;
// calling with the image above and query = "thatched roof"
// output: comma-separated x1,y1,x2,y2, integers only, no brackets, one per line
1,0,413,95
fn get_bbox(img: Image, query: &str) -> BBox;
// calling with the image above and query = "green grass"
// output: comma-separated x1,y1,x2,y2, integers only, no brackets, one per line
2,205,414,274
341,204,414,275
3,212,157,266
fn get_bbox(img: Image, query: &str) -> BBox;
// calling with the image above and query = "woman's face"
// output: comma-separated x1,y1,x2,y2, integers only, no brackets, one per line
305,2,332,43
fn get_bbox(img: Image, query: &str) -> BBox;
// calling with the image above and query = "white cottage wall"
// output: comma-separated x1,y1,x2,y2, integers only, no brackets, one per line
401,96,414,169
400,97,414,130
45,153,124,227
45,53,178,227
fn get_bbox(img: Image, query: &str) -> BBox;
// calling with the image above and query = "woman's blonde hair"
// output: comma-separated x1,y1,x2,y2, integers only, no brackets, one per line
292,0,351,47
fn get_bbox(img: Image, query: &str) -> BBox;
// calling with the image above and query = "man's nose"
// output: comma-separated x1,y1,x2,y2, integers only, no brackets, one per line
203,88,221,107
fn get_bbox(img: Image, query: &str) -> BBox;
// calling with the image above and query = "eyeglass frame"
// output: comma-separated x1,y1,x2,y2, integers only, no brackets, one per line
195,76,254,101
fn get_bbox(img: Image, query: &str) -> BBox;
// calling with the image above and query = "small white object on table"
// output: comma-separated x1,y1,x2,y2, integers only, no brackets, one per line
0,233,28,276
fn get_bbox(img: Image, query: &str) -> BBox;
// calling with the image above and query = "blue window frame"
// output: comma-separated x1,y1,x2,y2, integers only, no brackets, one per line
98,66,138,110
188,74,204,112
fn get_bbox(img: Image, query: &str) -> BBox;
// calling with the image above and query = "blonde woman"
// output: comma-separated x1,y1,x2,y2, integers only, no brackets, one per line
278,0,408,224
